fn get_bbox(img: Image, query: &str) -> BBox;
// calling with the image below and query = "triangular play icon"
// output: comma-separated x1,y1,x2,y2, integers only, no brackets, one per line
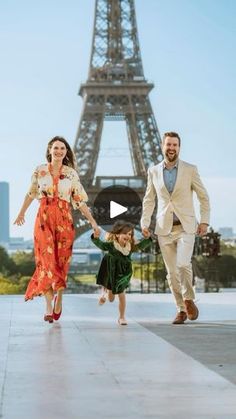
110,201,127,219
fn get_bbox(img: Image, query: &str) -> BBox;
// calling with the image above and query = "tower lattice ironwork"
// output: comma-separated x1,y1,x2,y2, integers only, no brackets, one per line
73,0,163,236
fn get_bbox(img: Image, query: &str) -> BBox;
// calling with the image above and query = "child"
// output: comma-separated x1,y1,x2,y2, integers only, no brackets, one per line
91,220,152,325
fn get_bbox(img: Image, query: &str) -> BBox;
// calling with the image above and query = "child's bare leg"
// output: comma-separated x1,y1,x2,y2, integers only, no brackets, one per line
98,287,107,305
118,292,127,324
108,290,115,302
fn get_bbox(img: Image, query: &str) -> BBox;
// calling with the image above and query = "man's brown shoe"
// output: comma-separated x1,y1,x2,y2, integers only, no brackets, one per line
172,311,187,324
184,299,199,320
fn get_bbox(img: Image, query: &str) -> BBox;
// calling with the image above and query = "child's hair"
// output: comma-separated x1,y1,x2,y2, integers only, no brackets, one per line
106,220,136,250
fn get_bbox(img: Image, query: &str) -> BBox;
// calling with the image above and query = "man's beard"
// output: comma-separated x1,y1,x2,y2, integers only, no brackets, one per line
165,151,178,162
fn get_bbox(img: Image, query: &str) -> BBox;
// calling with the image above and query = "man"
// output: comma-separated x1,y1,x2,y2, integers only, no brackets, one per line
141,132,210,324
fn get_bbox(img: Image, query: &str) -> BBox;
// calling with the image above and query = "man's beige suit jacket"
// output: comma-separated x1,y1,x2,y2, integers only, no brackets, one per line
141,159,210,235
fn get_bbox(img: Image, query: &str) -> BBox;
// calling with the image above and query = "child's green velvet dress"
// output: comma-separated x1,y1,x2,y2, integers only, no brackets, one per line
91,235,152,294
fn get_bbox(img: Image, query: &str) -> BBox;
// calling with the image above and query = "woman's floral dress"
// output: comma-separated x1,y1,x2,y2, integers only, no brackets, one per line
25,163,88,301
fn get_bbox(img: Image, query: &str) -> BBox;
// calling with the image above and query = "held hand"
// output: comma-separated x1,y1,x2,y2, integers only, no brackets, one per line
142,227,150,238
197,223,208,237
92,225,100,238
13,214,25,226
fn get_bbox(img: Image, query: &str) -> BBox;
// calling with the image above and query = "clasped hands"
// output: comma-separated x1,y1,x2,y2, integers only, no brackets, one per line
141,227,151,238
92,224,100,238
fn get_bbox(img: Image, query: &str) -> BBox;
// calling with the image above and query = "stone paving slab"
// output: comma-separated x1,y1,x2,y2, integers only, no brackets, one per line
0,293,236,419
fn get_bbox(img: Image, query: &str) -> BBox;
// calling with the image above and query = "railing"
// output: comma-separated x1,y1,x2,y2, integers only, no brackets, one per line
67,232,222,294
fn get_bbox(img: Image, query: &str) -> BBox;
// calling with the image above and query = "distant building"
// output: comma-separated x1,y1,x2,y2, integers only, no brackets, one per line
0,182,10,245
218,227,234,240
7,237,34,254
70,248,102,274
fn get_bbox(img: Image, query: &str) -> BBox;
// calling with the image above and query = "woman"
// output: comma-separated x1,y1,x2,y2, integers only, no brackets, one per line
14,136,99,323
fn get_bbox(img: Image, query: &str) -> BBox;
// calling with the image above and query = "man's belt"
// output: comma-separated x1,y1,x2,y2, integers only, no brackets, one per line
173,220,181,226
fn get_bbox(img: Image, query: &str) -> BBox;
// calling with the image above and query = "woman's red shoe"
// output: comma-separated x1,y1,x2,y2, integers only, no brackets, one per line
44,314,53,323
53,296,62,320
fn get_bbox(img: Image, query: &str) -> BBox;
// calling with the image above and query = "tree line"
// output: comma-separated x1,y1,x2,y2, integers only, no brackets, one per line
0,246,35,294
1,242,236,294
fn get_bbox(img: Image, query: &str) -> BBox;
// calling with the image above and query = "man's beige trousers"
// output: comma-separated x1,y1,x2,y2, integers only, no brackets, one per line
158,225,195,312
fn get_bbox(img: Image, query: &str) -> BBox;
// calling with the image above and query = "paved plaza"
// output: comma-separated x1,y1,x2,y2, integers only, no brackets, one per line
0,292,236,419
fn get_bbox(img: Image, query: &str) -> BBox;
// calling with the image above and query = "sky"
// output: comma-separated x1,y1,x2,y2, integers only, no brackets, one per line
0,0,236,240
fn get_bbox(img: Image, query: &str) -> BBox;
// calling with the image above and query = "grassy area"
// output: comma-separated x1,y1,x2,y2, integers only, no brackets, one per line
0,276,31,295
133,262,166,281
0,277,21,294
72,274,97,285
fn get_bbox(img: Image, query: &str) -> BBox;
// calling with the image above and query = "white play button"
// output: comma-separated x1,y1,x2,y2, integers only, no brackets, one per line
93,185,142,231
110,200,127,219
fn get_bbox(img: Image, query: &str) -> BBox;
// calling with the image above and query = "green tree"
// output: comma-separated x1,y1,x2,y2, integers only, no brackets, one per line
0,246,17,275
220,241,236,257
11,251,35,276
216,255,236,287
195,254,236,288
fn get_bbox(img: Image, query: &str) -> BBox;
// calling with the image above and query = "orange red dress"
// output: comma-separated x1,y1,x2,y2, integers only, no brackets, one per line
25,163,88,301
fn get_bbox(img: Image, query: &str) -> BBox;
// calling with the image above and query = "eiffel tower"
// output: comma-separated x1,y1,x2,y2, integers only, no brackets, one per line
73,0,163,236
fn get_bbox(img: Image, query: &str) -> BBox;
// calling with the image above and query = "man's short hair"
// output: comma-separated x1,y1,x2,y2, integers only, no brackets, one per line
162,132,181,146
